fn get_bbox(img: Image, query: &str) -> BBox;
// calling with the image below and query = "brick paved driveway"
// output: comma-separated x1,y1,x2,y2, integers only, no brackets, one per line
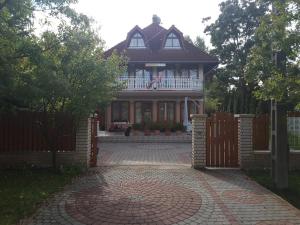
27,165,300,225
98,143,191,166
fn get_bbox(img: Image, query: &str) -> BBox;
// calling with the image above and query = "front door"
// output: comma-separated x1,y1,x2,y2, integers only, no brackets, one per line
135,102,152,124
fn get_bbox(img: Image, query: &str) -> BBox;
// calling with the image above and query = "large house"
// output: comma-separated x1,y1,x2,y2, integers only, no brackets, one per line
103,15,218,131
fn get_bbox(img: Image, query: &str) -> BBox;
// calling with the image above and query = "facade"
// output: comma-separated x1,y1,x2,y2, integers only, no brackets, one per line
103,15,218,131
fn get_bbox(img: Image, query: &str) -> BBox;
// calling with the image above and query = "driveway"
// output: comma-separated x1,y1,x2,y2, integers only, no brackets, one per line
98,143,191,166
27,143,300,225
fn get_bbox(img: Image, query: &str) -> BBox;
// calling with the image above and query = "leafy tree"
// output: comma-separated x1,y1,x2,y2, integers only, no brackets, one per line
194,36,209,52
204,0,268,113
246,0,300,110
0,0,126,168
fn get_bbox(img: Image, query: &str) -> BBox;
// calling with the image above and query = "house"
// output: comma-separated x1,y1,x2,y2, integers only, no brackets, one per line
103,15,218,131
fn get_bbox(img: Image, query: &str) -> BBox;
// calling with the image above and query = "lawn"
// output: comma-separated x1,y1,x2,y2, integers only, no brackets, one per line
247,170,300,209
0,166,83,225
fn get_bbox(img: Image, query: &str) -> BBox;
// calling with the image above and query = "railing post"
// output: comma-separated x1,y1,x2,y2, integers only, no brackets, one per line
191,114,207,169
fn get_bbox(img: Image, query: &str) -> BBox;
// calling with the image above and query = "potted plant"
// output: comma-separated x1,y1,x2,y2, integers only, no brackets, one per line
164,122,172,136
144,122,151,136
132,123,142,136
150,122,161,135
174,122,184,135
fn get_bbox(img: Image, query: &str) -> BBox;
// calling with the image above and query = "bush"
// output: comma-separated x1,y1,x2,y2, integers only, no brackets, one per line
173,123,184,131
132,123,143,131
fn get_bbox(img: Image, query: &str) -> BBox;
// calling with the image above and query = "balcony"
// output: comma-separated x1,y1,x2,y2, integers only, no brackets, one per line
119,77,202,91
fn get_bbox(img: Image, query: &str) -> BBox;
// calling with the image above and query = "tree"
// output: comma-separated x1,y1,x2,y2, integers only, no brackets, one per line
194,36,209,52
204,0,268,113
246,0,299,188
0,0,126,168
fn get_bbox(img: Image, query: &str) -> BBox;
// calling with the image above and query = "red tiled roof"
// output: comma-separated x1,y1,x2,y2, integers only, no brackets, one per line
104,23,218,66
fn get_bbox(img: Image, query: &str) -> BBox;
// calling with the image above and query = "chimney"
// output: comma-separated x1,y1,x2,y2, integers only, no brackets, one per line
152,14,161,24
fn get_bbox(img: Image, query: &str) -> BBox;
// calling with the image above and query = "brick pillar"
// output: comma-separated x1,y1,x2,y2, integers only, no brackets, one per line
191,114,207,169
75,118,91,168
235,114,255,169
175,100,181,123
152,100,157,122
130,100,135,124
106,105,111,130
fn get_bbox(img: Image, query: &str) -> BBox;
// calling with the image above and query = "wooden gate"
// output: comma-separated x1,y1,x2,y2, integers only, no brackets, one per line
90,117,98,167
206,112,238,167
253,114,269,150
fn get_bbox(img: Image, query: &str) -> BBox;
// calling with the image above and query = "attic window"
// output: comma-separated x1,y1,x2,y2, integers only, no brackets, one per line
129,33,145,48
164,32,181,49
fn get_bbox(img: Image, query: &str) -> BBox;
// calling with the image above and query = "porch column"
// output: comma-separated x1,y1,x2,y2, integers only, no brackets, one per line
176,100,181,123
152,100,157,122
106,105,111,130
235,114,255,169
198,100,204,114
129,100,135,124
191,114,207,169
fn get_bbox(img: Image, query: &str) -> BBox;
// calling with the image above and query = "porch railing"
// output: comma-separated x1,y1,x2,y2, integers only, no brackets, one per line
119,77,202,91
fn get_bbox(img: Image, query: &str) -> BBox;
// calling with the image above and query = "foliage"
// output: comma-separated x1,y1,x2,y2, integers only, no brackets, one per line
173,122,184,131
245,0,300,110
194,36,209,52
0,166,83,225
132,123,143,131
247,170,300,209
0,0,126,167
204,0,269,113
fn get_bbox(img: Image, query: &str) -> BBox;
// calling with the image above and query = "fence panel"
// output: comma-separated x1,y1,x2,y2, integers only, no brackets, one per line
0,112,76,152
253,114,269,150
206,112,238,167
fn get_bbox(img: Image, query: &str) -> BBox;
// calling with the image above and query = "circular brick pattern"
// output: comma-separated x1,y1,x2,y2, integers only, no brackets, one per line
65,181,202,224
256,221,295,225
222,190,266,204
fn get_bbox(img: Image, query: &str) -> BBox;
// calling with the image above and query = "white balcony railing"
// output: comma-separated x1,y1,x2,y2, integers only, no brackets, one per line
119,77,202,91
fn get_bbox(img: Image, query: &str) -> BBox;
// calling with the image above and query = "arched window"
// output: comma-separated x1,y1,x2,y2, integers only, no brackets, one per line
129,33,145,48
164,32,181,48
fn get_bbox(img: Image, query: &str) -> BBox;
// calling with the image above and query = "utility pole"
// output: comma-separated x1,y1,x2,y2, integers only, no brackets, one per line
271,0,289,189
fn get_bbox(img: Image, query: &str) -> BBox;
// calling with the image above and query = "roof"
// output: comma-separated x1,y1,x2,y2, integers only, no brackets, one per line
104,22,218,70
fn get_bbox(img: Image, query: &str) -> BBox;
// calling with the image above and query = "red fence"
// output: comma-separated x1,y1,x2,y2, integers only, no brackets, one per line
0,112,76,152
206,112,239,167
253,114,269,150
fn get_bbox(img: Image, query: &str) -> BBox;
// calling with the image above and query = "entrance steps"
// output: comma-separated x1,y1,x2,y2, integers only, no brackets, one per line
98,133,192,143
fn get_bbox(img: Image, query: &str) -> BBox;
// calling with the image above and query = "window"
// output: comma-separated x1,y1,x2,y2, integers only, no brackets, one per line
180,69,198,78
129,33,145,48
135,102,152,124
164,32,181,48
111,101,129,122
158,102,175,122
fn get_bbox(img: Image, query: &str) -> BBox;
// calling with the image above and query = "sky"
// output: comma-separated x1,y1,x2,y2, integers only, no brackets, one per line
71,0,223,50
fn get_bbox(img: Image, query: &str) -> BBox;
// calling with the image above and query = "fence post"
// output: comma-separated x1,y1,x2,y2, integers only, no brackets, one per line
191,114,207,169
75,118,91,168
235,114,255,169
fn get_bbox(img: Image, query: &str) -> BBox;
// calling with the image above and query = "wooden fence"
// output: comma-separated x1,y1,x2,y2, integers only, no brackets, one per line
0,112,76,152
253,114,269,150
206,112,239,167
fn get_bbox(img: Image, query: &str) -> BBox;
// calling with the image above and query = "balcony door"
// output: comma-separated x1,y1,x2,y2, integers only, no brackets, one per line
135,102,152,124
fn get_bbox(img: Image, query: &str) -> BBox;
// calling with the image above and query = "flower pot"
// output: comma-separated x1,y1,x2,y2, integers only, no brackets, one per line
154,130,160,135
165,129,171,136
144,129,151,136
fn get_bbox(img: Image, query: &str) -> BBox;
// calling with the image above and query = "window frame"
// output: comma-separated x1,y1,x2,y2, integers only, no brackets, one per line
111,101,130,122
157,101,176,122
129,32,146,49
164,32,181,49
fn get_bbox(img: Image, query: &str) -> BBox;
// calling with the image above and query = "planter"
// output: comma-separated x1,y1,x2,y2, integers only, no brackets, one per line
144,129,151,136
132,129,139,136
154,130,160,135
176,130,183,136
165,129,171,136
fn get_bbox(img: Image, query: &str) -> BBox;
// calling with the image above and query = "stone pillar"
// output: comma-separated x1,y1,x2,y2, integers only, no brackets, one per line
130,100,135,124
175,100,181,123
75,118,91,168
106,105,111,130
191,114,207,169
152,100,157,122
235,114,255,169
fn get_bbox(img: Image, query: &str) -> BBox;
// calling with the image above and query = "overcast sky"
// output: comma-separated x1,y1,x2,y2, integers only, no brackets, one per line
71,0,222,50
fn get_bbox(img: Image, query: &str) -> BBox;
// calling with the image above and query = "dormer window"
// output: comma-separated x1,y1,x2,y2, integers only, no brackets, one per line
164,32,181,49
129,33,145,48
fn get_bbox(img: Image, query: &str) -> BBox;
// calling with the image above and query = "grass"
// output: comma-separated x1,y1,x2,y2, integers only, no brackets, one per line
247,170,300,209
0,166,83,225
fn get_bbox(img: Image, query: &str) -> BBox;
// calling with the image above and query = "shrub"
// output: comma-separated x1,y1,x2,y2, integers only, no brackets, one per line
132,123,143,131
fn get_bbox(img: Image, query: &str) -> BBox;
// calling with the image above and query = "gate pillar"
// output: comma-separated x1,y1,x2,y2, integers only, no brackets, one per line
191,114,207,169
235,114,255,169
